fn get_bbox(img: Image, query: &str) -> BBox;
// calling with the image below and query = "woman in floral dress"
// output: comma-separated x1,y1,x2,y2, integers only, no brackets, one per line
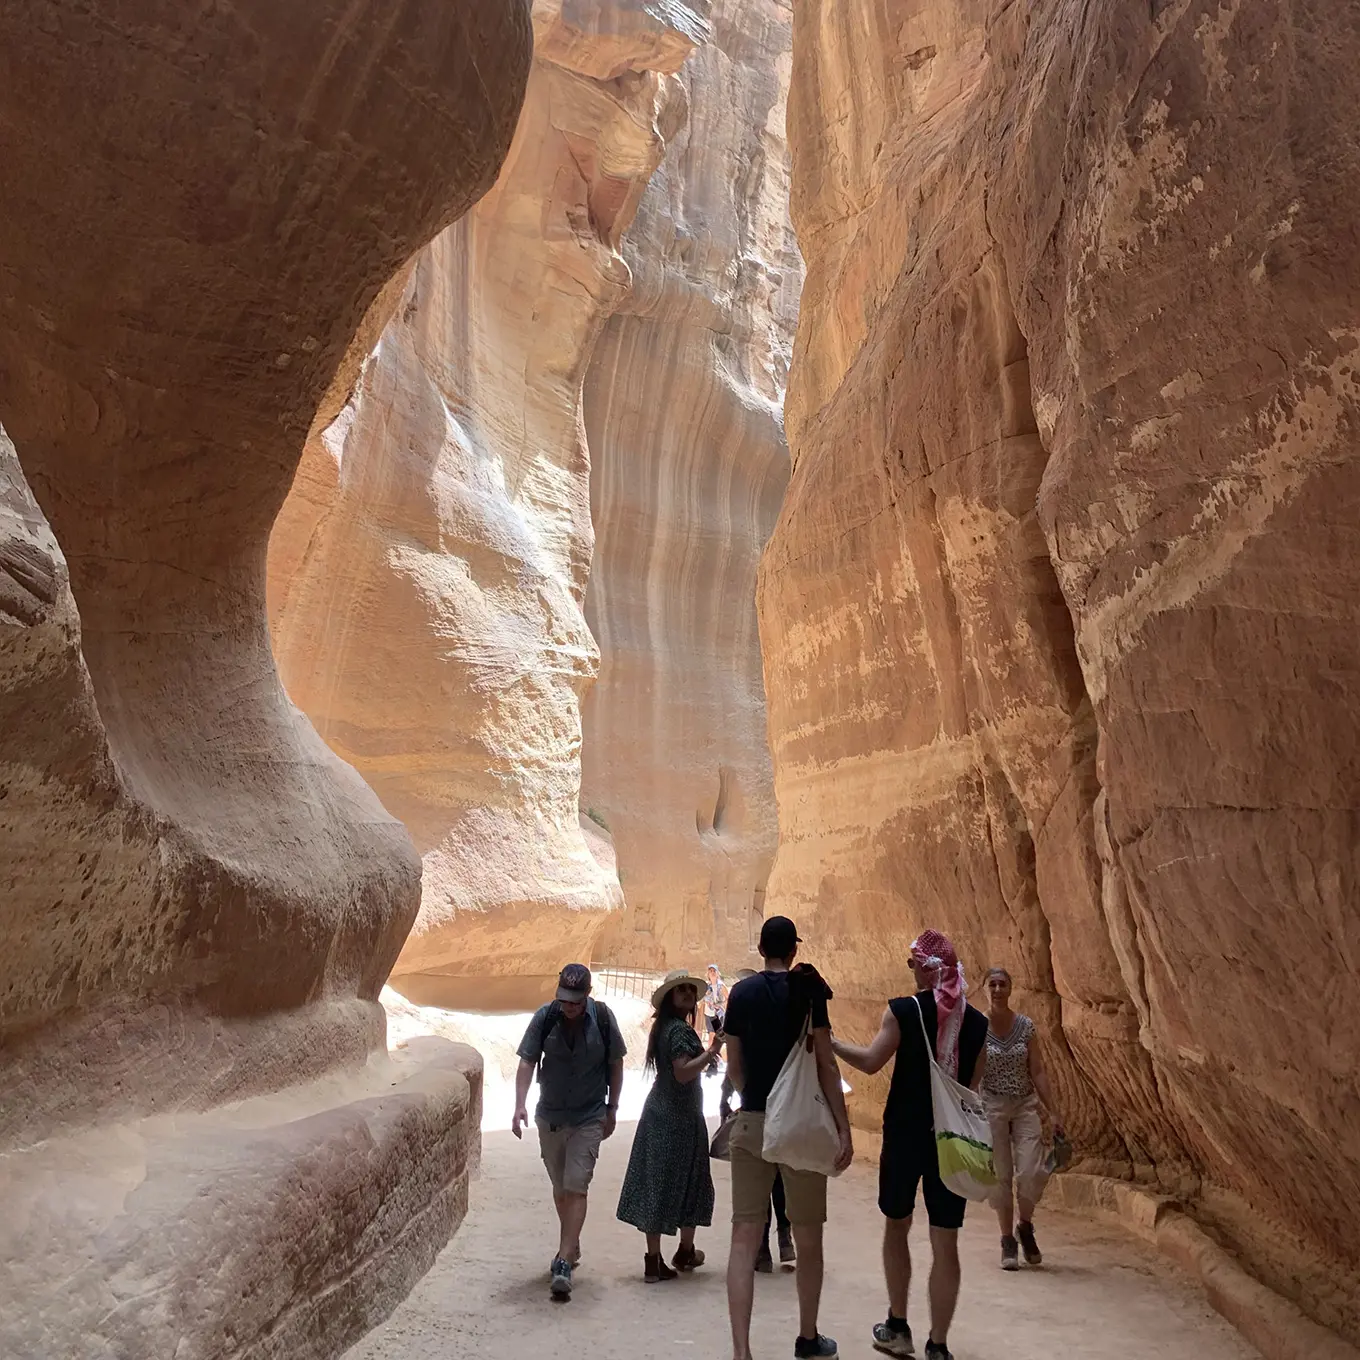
616,970,722,1281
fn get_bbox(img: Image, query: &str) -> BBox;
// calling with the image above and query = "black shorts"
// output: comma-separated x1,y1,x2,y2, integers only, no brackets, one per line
879,1141,967,1230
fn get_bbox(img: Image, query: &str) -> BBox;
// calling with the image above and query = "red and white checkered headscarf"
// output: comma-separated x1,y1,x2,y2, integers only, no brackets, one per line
910,929,967,1078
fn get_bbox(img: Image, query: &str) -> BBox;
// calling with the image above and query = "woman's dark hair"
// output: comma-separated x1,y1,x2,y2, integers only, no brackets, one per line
986,966,1012,984
645,985,697,1073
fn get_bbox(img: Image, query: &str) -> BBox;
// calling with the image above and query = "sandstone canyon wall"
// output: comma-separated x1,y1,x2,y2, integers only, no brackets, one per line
268,1,713,1011
580,0,798,972
762,0,1360,1343
0,2,530,1354
270,0,797,993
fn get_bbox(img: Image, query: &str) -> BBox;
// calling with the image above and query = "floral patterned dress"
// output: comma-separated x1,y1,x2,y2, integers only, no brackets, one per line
616,1017,715,1236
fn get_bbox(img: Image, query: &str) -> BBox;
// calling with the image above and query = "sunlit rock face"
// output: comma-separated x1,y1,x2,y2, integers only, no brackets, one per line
580,0,799,972
0,0,530,1354
761,0,1360,1342
268,1,711,1009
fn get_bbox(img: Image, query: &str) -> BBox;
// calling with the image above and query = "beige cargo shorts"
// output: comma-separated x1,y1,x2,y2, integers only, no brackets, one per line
537,1116,606,1196
728,1111,828,1225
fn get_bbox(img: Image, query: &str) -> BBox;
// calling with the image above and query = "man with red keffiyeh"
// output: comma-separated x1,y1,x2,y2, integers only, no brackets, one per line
832,928,988,1360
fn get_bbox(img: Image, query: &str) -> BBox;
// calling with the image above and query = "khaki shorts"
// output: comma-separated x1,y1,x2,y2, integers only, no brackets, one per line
985,1092,1049,1206
537,1117,605,1196
728,1111,828,1225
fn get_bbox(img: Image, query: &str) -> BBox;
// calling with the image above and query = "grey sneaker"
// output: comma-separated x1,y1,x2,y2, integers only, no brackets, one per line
549,1255,573,1298
872,1318,914,1356
1017,1220,1043,1265
794,1336,838,1359
923,1343,953,1360
1000,1234,1020,1271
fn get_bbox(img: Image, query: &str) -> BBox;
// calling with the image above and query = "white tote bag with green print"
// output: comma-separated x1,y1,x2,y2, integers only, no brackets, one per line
915,1000,997,1201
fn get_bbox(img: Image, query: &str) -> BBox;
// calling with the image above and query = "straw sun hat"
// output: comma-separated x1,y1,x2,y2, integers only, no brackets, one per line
651,969,708,1009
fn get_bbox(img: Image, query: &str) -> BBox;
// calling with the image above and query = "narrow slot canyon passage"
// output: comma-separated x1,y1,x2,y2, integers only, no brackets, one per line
2,0,1358,1358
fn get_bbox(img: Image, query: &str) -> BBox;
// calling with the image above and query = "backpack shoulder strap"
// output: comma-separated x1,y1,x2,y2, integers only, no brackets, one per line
591,999,618,1054
536,1002,562,1079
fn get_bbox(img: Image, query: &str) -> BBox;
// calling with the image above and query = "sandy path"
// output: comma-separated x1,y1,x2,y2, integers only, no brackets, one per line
348,1100,1256,1360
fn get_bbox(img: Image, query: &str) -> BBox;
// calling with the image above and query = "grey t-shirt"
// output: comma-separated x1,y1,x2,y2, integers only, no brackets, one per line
517,1000,627,1127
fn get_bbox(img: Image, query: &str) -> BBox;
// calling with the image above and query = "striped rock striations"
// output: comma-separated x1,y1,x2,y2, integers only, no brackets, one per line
762,0,1360,1343
581,0,798,971
268,0,710,1009
0,1,529,1354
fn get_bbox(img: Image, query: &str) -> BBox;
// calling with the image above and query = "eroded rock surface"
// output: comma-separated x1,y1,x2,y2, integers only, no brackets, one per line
580,0,798,971
268,1,710,1008
0,0,529,1352
762,0,1360,1342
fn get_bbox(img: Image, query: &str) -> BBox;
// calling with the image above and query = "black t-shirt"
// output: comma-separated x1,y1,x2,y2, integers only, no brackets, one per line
883,990,988,1149
723,968,830,1113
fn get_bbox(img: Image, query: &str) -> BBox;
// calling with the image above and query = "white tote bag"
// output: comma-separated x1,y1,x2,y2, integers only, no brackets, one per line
914,999,997,1201
762,1015,843,1177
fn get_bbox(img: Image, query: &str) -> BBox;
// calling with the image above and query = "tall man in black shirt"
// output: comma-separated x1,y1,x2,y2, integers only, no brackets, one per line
832,930,988,1360
723,916,854,1360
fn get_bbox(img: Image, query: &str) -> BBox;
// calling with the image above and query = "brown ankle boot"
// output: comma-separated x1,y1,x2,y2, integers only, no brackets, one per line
644,1253,677,1282
672,1242,706,1271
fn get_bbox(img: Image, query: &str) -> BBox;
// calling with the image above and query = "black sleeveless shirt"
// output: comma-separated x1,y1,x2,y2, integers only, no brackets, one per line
882,990,988,1149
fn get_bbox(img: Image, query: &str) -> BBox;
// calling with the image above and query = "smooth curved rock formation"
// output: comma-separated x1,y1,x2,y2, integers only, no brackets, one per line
762,0,1360,1343
579,0,798,972
0,0,529,1351
268,0,708,1009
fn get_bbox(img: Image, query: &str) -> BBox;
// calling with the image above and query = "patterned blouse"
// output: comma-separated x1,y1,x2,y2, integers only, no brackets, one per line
982,1013,1035,1098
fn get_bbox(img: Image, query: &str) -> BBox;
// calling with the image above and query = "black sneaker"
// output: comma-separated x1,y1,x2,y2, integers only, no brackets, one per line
778,1225,797,1264
1017,1220,1043,1265
923,1342,953,1360
549,1255,573,1299
1000,1234,1020,1270
872,1317,914,1356
755,1240,774,1273
794,1335,838,1359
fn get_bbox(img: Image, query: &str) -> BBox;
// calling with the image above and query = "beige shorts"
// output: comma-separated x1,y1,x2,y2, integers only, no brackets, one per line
537,1117,605,1196
985,1092,1049,1206
728,1111,828,1226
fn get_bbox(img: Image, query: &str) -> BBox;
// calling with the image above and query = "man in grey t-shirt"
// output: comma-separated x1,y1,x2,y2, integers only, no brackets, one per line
514,963,626,1299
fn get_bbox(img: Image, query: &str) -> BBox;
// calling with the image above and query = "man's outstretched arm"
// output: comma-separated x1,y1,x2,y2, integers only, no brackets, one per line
832,1007,901,1074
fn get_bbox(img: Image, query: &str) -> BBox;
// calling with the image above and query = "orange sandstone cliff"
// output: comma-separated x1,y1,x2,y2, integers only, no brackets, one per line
760,0,1360,1343
0,2,530,1354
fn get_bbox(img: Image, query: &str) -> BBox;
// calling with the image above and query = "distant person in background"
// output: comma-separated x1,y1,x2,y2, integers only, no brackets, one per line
832,930,987,1360
724,916,853,1360
982,967,1063,1270
703,963,729,1042
616,970,722,1281
513,963,626,1301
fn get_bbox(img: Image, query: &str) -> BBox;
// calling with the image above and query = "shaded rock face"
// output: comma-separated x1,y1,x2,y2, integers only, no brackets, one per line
268,0,710,1008
763,0,1360,1341
580,0,799,972
0,0,529,1352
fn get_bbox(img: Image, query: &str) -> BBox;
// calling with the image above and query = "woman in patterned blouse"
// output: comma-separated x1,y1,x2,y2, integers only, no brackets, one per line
982,968,1064,1271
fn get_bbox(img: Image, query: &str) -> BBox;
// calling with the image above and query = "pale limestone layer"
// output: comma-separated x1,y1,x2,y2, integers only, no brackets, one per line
268,1,712,1006
762,0,1360,1344
0,0,530,1351
580,0,798,971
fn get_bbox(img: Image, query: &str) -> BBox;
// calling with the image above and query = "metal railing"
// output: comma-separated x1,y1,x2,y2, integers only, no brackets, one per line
590,965,666,1002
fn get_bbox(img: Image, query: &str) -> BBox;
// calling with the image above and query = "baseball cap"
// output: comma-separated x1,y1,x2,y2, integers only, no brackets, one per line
758,915,802,959
555,963,592,1002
